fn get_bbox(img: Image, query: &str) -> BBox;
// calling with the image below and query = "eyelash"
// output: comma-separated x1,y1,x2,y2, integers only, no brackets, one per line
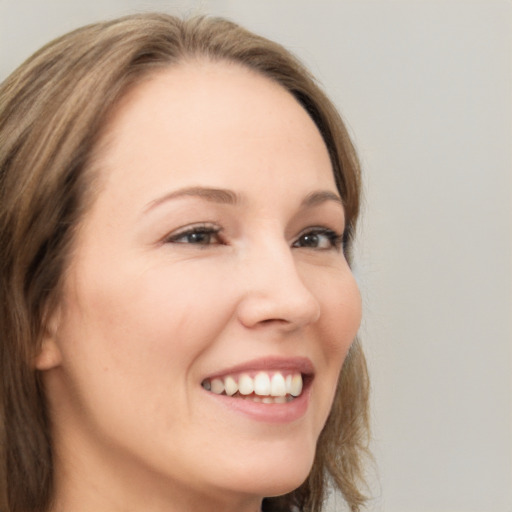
164,224,343,251
164,223,224,246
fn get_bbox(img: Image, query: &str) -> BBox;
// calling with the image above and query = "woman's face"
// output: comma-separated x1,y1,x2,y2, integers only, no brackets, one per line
40,61,362,510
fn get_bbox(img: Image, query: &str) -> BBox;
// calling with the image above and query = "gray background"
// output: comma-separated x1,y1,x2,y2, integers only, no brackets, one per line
1,1,511,511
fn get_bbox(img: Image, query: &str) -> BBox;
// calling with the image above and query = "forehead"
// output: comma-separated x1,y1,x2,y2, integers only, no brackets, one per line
92,60,335,206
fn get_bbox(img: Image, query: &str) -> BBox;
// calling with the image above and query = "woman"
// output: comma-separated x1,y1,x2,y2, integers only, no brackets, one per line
0,13,369,512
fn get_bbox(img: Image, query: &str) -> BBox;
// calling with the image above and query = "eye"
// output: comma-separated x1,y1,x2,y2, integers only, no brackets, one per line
292,227,343,251
165,224,223,246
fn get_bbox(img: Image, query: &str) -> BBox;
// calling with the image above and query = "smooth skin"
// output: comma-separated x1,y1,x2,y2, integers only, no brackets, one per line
37,60,362,512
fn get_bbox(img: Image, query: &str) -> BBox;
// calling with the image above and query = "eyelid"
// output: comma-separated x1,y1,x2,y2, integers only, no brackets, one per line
163,222,223,244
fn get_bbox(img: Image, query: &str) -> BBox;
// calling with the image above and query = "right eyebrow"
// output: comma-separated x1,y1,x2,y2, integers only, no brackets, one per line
143,186,241,214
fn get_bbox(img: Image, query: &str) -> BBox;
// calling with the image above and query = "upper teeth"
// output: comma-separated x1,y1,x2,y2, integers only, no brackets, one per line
202,371,303,398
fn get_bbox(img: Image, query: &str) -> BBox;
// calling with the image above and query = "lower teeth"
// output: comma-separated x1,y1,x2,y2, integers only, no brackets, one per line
226,392,294,403
246,395,292,403
202,386,296,403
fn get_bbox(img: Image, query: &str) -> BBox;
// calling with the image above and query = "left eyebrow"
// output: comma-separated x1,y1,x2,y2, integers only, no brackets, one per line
301,190,343,208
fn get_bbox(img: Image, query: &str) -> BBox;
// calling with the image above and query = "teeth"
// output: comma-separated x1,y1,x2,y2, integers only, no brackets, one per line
202,371,304,400
285,375,293,394
254,372,271,396
238,373,254,395
289,374,303,397
270,373,287,397
210,378,224,395
224,376,238,396
245,395,286,404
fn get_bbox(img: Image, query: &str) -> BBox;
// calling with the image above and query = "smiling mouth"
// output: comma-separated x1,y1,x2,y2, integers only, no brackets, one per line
201,371,305,404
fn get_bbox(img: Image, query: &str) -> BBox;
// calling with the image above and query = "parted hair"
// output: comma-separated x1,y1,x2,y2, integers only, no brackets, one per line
0,13,370,512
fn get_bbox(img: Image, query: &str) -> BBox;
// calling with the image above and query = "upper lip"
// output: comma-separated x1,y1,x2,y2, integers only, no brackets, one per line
203,356,315,380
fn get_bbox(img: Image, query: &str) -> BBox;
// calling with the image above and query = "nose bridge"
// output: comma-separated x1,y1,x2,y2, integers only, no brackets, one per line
237,235,321,329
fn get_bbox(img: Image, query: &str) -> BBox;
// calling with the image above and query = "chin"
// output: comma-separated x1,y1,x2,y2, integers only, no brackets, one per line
259,472,310,499
225,443,316,498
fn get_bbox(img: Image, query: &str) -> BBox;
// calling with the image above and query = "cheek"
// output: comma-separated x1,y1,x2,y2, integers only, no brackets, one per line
129,261,236,344
61,260,235,378
315,268,362,356
52,263,235,448
311,269,362,415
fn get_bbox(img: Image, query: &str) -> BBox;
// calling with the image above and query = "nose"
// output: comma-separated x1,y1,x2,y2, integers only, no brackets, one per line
235,240,321,331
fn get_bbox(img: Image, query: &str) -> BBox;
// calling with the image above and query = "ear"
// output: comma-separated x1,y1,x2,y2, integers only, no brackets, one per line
34,307,63,371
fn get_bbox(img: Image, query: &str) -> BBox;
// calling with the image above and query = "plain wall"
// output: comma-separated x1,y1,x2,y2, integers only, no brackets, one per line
1,1,511,511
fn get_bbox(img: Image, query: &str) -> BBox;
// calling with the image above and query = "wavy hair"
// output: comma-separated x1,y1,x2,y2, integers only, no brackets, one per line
0,13,369,512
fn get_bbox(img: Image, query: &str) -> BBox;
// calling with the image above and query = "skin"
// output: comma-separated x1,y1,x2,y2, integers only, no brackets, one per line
37,60,362,512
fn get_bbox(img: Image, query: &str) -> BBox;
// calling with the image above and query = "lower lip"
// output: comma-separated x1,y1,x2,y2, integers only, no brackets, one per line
203,385,311,424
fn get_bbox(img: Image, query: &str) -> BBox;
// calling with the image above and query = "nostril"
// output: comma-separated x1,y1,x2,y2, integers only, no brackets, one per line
260,318,286,325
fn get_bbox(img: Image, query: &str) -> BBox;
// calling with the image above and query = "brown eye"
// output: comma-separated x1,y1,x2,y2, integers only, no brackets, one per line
298,232,321,248
293,228,342,250
166,225,223,245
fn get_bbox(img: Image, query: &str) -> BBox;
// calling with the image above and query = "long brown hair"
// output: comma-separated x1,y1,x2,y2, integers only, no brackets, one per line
0,13,369,512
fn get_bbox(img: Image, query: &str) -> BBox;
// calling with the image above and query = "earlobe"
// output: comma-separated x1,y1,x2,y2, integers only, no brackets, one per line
34,309,63,371
35,337,62,370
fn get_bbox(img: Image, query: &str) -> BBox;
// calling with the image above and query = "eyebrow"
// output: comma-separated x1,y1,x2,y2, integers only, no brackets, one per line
144,186,240,213
143,186,343,214
301,190,343,208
